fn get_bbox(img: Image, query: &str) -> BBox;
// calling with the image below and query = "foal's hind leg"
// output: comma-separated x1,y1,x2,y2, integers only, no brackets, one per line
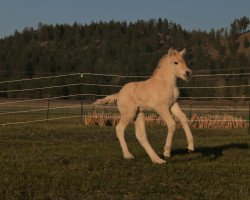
171,103,194,152
116,115,134,159
135,112,165,164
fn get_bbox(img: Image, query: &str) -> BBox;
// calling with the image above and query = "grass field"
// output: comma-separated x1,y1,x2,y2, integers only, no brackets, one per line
0,122,249,199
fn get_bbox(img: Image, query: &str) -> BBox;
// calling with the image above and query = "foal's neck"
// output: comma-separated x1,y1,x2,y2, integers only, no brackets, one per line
152,67,177,87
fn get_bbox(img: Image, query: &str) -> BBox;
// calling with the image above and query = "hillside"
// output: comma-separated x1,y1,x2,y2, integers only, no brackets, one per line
0,18,249,98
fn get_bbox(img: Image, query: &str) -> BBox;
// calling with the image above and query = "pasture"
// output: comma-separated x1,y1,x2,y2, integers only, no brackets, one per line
0,121,249,199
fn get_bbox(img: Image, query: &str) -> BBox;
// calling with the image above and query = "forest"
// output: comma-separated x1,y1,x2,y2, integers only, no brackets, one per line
0,17,249,99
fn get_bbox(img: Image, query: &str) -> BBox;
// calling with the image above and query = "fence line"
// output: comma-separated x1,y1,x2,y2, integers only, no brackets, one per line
0,115,80,127
181,107,249,112
1,105,249,127
192,72,250,77
0,94,83,105
0,72,148,84
179,84,250,89
0,72,81,84
0,93,107,105
0,83,81,93
178,96,250,99
192,66,250,72
1,70,249,127
0,82,123,93
0,103,248,116
1,71,250,84
81,83,122,88
1,116,249,127
0,81,250,93
0,94,249,106
0,104,81,115
146,118,250,122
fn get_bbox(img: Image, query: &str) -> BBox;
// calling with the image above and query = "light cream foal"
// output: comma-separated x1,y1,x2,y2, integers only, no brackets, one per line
94,48,194,164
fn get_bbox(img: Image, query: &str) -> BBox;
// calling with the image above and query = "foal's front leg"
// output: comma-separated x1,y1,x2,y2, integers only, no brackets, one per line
170,103,194,152
156,107,176,158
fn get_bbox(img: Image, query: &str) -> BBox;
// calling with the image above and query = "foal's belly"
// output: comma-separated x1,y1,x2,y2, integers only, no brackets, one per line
138,87,179,111
127,80,180,111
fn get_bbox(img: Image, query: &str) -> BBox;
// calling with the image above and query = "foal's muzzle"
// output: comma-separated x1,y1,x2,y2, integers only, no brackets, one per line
185,70,192,77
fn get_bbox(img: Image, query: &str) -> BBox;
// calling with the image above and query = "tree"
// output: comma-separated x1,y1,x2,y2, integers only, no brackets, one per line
230,20,238,40
238,16,250,33
230,17,250,37
243,37,250,48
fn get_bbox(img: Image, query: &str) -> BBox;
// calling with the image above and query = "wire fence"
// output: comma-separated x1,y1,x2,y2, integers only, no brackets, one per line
1,82,250,93
0,71,249,130
1,71,250,85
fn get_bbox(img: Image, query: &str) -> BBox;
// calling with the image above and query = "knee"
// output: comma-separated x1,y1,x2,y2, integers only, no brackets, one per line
116,124,121,132
116,123,124,136
135,131,146,142
168,122,176,132
179,114,188,125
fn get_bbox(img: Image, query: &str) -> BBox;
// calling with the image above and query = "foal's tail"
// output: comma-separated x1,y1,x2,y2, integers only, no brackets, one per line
93,93,119,105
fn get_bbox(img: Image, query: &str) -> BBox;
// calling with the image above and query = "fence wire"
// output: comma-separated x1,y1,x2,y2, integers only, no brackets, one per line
0,71,249,127
0,71,250,85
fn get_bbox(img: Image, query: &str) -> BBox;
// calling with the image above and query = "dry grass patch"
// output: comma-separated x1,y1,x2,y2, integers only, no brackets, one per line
83,111,248,129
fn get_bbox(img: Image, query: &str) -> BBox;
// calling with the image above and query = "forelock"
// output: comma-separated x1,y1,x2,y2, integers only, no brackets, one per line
167,48,179,57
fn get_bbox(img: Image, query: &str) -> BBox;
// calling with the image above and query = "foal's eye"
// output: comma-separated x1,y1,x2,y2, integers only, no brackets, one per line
174,62,178,65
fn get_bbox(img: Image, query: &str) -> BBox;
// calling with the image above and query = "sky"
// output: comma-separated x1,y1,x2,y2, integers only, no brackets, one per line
0,0,250,38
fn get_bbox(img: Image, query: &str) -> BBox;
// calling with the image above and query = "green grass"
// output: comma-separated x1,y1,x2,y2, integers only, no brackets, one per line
0,124,249,199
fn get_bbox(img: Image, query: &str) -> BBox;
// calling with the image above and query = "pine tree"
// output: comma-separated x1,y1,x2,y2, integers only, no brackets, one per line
243,37,250,48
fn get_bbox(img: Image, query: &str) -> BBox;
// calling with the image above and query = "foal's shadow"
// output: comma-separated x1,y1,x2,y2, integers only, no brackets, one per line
169,143,248,160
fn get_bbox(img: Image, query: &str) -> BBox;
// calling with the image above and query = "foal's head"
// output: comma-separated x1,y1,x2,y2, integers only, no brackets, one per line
155,48,192,81
167,48,192,81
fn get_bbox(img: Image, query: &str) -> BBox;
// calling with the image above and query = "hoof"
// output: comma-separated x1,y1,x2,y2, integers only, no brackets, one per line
188,149,194,153
152,158,166,164
124,154,135,160
163,152,171,159
163,155,171,160
159,154,170,160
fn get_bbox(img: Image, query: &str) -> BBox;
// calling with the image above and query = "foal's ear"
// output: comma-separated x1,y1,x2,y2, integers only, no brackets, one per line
168,47,174,56
179,48,186,57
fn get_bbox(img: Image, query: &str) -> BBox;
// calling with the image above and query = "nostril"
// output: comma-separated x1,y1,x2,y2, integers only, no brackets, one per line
186,71,191,76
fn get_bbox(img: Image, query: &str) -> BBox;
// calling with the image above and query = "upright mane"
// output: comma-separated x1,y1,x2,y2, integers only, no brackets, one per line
151,48,179,78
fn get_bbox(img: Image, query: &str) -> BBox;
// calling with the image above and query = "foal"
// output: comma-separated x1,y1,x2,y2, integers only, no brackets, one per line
94,48,194,164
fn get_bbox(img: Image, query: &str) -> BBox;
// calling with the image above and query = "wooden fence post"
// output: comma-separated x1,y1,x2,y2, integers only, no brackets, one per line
189,100,192,119
234,103,237,117
47,95,50,122
80,74,83,123
248,103,250,134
